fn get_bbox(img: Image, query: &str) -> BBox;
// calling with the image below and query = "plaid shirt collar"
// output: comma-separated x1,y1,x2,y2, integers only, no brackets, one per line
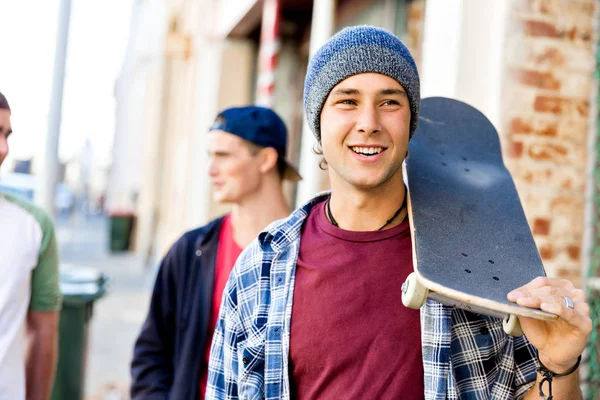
207,193,537,400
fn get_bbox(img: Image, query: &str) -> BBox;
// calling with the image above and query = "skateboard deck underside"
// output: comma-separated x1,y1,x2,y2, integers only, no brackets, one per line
406,97,555,320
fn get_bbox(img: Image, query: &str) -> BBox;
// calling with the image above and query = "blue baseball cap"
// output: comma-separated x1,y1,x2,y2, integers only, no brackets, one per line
209,106,302,181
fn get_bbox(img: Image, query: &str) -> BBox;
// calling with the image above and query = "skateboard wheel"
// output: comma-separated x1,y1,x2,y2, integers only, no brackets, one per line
401,272,429,309
502,314,524,337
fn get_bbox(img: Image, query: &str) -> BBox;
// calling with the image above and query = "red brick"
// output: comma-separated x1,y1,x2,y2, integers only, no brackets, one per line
567,26,594,43
538,124,557,137
533,96,589,117
534,95,562,113
576,101,590,117
513,68,561,90
506,140,524,158
514,119,558,138
533,218,551,235
510,118,533,134
539,244,554,260
523,20,561,38
521,19,593,43
528,142,568,162
567,245,581,260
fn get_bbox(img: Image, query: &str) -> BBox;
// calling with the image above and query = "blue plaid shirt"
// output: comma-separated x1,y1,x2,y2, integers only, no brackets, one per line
207,194,538,399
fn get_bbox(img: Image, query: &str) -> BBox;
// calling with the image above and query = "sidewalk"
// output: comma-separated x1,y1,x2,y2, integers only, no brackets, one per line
56,214,155,399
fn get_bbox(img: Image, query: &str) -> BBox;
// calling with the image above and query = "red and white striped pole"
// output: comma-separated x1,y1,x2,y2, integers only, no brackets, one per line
256,0,281,107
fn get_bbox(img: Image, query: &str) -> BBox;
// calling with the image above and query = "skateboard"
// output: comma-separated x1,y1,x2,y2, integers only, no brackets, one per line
401,97,556,336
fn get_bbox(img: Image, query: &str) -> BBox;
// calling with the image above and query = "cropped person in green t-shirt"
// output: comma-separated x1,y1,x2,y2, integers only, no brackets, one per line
0,91,62,400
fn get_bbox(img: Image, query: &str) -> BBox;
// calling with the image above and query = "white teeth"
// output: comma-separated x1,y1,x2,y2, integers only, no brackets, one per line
351,146,383,155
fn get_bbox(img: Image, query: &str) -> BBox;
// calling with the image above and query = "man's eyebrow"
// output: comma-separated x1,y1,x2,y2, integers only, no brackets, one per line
208,149,230,155
379,88,407,96
331,88,360,96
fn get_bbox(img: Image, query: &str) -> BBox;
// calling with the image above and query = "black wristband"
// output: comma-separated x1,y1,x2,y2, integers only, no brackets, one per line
537,355,581,400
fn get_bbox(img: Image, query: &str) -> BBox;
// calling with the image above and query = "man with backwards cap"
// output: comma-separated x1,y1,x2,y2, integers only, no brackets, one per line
207,26,591,399
131,106,301,400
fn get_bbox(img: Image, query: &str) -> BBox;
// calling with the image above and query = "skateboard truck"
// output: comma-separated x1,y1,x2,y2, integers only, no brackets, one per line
401,272,524,337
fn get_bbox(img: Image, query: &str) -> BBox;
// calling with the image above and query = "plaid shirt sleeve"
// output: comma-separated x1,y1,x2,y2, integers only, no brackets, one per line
450,309,538,399
512,334,537,399
206,264,242,399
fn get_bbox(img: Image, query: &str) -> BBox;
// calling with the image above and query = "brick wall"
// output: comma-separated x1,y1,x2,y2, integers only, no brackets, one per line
502,0,597,286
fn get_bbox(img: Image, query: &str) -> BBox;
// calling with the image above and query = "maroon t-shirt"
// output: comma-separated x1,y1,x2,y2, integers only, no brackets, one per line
290,201,424,399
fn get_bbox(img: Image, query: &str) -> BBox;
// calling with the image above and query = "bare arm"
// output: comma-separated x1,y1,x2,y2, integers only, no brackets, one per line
26,310,59,400
508,277,591,400
523,369,581,400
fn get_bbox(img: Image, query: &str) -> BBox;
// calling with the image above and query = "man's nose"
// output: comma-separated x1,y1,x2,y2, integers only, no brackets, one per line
355,105,381,135
208,161,218,177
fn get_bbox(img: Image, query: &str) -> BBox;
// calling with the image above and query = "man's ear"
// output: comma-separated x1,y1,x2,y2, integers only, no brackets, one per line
258,147,279,175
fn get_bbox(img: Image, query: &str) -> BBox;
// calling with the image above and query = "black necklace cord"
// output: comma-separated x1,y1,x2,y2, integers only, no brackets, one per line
326,189,407,231
537,355,581,400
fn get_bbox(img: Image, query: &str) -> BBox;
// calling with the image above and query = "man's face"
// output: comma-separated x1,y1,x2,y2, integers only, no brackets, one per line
319,73,411,191
0,109,12,168
207,130,265,204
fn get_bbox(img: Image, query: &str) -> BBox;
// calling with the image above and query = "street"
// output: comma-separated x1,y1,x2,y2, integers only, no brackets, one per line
56,214,154,399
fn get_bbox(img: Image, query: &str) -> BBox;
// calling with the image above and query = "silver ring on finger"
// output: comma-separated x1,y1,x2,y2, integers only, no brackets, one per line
563,296,575,310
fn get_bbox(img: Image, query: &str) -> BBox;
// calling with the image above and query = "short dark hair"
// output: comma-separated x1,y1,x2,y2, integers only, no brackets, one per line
246,140,287,178
0,92,10,111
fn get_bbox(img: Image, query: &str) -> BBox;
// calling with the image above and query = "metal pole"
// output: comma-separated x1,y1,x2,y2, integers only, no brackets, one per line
38,0,72,214
295,0,336,206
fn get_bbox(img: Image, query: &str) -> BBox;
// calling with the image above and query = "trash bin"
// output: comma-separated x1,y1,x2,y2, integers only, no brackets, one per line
108,212,135,252
51,265,110,400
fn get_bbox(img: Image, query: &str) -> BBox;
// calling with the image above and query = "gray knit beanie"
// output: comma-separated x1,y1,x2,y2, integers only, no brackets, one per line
303,25,420,141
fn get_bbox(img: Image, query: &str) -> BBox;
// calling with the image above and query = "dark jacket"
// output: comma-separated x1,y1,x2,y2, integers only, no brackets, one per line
131,217,225,399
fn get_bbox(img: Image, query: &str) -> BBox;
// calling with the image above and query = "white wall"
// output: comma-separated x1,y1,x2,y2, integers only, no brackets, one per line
107,0,168,212
420,0,508,130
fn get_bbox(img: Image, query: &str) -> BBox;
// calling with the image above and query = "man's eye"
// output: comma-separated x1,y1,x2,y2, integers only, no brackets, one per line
339,99,356,105
383,100,400,106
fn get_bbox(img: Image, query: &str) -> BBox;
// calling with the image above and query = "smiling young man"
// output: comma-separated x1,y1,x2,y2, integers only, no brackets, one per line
130,106,301,400
0,91,62,400
206,26,592,399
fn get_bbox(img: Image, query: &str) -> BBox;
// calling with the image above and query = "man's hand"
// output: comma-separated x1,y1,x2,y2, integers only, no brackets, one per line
26,310,59,400
508,276,592,373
